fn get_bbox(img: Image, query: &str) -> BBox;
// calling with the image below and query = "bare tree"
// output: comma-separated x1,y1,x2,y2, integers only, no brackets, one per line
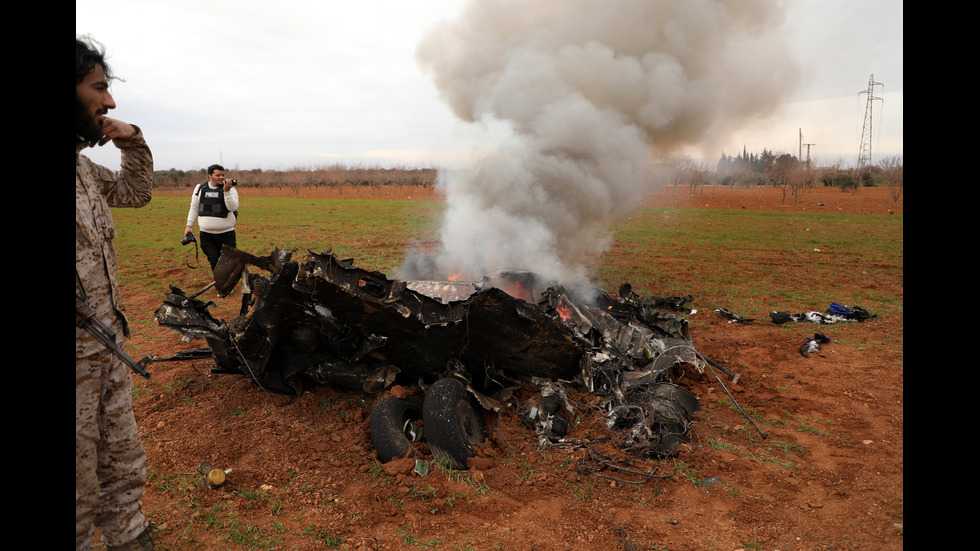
879,156,903,202
719,158,751,191
659,155,693,205
789,162,816,203
672,156,690,190
686,159,709,197
765,153,796,204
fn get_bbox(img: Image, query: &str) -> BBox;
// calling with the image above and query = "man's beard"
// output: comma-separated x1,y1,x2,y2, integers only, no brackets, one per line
75,95,104,145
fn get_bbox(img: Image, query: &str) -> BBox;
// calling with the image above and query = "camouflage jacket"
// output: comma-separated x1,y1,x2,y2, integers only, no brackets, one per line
75,128,153,358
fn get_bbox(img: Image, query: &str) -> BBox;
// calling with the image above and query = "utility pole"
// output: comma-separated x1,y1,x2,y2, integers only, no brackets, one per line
857,74,883,171
799,129,815,165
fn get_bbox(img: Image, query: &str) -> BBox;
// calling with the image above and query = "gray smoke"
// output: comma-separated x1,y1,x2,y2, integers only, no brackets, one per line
401,0,800,290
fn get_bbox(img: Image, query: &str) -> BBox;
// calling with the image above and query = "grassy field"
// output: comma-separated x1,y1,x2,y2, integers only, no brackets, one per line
602,207,903,317
111,196,444,295
107,189,904,550
111,194,903,322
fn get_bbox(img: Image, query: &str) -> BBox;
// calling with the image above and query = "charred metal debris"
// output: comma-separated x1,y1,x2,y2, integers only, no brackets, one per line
153,246,725,465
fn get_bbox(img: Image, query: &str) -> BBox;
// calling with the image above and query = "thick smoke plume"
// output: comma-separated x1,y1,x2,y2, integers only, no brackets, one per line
401,0,800,291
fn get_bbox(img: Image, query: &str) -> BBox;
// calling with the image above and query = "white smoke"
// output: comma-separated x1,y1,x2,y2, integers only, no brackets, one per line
401,0,800,290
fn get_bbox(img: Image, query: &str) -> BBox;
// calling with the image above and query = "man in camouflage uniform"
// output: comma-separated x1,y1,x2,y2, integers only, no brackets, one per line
76,36,155,551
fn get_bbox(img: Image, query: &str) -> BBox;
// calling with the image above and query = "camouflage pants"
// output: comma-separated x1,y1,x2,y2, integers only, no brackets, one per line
76,349,148,550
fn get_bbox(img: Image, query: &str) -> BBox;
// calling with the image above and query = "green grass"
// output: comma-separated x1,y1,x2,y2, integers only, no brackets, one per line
111,195,444,280
113,193,903,374
599,206,903,321
113,196,902,319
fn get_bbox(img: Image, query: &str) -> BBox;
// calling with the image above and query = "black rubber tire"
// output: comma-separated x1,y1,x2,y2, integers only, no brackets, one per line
423,378,486,470
369,394,425,463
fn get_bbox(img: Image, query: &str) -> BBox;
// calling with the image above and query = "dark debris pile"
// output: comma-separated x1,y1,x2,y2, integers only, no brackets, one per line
154,247,707,459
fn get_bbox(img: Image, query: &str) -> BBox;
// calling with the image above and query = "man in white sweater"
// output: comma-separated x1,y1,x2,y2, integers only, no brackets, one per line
184,164,240,272
184,165,252,314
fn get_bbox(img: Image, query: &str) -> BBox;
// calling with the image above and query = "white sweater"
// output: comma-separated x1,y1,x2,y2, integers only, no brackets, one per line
186,183,240,234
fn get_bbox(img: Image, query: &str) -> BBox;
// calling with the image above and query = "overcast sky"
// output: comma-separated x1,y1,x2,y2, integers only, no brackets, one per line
77,0,902,172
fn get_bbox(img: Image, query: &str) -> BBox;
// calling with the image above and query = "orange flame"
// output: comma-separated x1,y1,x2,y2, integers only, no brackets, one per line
447,271,464,281
502,281,532,301
556,302,571,321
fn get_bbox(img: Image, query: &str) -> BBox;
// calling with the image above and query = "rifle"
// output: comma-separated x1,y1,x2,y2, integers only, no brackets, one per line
76,295,151,379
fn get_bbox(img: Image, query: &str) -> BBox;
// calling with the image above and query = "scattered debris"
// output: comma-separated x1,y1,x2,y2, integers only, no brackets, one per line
799,333,831,358
827,302,876,321
519,382,573,446
770,303,877,325
577,444,673,484
619,283,696,315
715,307,755,325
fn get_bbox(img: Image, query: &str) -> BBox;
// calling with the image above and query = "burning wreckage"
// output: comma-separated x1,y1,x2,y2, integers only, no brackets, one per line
153,246,711,471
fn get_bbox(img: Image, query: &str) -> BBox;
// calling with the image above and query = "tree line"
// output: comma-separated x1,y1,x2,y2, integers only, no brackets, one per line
152,164,438,194
153,150,903,205
705,148,902,203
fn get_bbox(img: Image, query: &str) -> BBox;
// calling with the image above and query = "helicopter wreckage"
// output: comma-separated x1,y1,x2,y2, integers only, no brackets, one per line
152,245,719,471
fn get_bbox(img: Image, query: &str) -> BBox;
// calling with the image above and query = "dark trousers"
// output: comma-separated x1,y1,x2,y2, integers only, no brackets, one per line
200,230,237,272
200,230,252,315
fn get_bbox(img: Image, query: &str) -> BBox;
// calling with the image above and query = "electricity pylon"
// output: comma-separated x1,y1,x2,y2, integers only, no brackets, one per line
857,74,883,171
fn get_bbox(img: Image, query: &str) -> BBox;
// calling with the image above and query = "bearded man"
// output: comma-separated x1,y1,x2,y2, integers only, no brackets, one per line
75,35,155,551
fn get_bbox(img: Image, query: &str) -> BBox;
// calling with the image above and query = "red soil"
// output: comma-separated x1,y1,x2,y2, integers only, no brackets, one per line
122,184,902,550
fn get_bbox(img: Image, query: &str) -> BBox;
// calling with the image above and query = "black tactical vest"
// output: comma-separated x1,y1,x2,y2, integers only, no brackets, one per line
196,183,230,218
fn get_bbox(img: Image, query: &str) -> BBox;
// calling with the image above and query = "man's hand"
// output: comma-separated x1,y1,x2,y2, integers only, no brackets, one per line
97,117,137,146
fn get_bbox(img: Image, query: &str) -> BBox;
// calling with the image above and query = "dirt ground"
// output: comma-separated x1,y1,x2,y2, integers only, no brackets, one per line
121,185,903,550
